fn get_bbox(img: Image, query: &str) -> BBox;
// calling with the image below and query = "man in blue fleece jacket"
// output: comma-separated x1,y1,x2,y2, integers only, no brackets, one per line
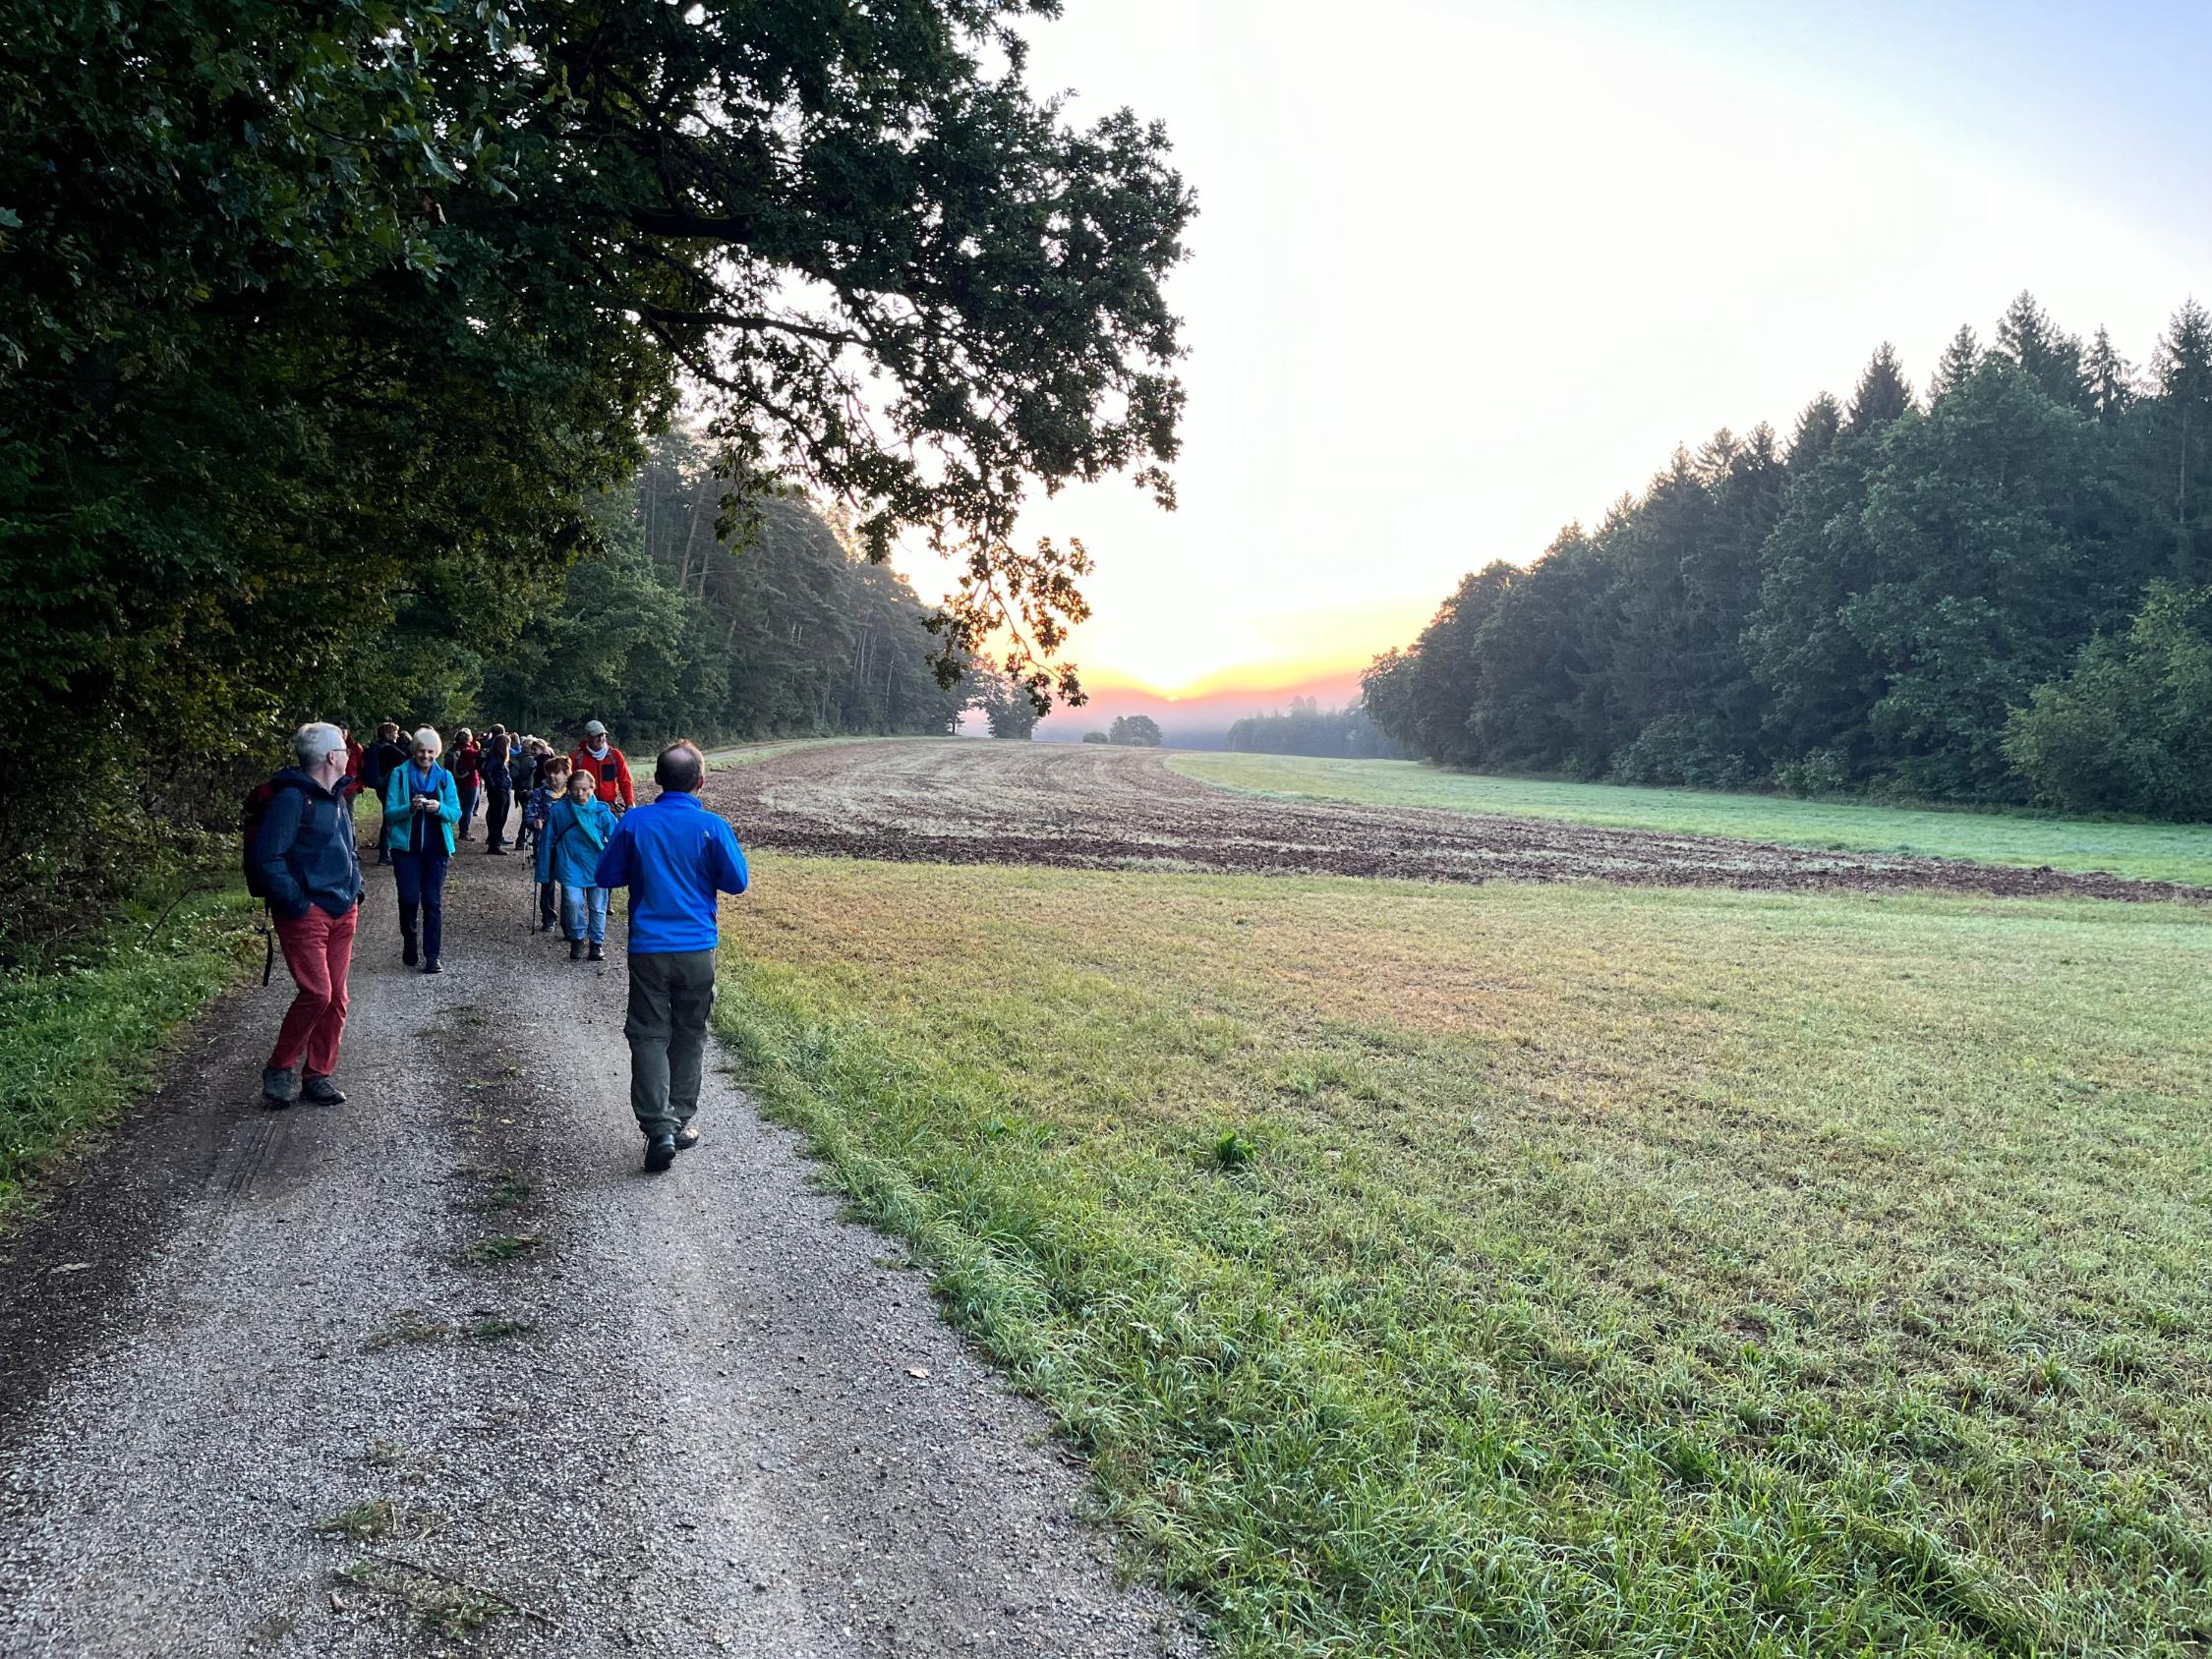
594,741,749,1172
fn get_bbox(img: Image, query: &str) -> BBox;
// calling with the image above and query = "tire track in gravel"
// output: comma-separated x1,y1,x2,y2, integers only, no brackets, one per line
0,847,1201,1657
706,740,2207,904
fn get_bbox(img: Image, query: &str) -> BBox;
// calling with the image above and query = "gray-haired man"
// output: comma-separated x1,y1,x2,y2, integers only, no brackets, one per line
248,722,365,1108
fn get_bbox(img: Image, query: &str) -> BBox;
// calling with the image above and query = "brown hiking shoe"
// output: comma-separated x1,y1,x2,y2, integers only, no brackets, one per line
672,1126,700,1152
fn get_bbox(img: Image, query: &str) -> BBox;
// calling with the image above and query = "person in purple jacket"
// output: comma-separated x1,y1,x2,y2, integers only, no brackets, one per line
593,741,749,1172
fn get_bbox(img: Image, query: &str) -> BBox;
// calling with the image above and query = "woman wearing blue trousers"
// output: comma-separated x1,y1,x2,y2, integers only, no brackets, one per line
547,769,616,962
381,727,461,975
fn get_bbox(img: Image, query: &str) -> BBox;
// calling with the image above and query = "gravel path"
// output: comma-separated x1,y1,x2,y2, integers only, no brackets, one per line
0,845,1201,1657
709,740,2207,904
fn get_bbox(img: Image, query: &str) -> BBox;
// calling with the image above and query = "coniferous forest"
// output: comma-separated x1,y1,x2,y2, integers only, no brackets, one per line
1364,293,2212,819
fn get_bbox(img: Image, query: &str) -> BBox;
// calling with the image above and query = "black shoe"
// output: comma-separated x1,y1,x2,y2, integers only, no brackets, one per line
587,942,604,962
422,959,442,975
672,1125,699,1153
262,1065,299,1109
488,846,507,856
402,933,418,967
570,939,583,961
643,1134,676,1173
301,1073,346,1106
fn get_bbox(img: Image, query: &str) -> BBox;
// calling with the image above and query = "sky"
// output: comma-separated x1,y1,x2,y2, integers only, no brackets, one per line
892,0,2212,709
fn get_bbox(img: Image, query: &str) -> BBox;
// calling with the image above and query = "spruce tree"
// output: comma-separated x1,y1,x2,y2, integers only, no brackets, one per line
1994,290,2087,410
1846,362,2132,797
1930,324,1982,405
1787,394,1843,473
2083,325,2135,426
1844,345,1913,432
2147,299,2212,584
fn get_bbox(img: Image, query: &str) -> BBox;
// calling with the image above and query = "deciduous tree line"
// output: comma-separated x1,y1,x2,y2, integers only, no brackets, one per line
0,0,1190,948
1365,293,2212,818
1226,699,1402,760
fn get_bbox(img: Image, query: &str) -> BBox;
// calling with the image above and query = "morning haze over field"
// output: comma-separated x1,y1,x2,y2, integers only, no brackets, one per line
7,3,2212,1656
903,0,2212,725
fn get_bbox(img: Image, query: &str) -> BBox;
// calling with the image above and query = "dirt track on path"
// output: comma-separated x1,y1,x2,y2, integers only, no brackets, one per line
708,740,2205,903
0,847,1199,1657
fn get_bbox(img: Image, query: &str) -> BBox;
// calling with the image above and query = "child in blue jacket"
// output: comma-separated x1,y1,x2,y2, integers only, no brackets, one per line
545,768,616,961
528,756,569,933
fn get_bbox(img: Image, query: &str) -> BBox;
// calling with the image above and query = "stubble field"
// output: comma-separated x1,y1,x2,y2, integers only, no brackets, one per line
703,741,2212,1658
709,740,2204,902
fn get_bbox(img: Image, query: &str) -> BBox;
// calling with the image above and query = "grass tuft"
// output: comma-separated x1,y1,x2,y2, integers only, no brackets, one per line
461,1233,541,1266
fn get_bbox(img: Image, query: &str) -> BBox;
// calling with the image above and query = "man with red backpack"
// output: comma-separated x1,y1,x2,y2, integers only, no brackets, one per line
246,723,365,1110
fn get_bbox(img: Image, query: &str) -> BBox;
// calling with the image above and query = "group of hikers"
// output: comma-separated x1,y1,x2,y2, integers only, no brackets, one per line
244,719,749,1172
349,718,639,971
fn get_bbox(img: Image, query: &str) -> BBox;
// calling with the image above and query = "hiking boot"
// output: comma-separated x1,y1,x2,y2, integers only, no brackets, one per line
402,932,418,967
569,939,583,961
301,1073,346,1106
422,959,442,975
672,1125,700,1153
587,941,604,962
262,1065,299,1109
643,1134,677,1173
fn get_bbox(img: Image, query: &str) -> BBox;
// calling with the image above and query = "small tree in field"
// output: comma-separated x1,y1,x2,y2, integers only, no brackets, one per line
1109,715,1163,747
1081,731,1110,744
974,673,1040,739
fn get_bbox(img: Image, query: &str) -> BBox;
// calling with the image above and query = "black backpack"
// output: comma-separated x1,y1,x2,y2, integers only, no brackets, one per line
241,776,305,900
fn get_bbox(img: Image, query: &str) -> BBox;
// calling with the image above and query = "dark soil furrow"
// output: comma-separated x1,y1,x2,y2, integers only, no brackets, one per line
706,742,2205,904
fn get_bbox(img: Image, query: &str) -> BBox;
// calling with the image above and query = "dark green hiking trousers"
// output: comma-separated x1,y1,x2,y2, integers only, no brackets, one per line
625,949,718,1138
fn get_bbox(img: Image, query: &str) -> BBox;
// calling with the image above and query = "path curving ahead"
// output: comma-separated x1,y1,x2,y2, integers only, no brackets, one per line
0,848,1200,1657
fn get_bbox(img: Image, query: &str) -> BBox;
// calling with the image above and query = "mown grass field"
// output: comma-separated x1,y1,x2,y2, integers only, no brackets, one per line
1169,753,2212,887
720,854,2212,1656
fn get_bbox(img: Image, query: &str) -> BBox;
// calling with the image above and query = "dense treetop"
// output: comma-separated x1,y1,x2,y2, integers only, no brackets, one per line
0,0,1191,948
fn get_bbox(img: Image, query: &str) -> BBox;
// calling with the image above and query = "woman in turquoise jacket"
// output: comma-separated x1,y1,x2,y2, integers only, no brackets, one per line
544,769,617,962
381,727,462,974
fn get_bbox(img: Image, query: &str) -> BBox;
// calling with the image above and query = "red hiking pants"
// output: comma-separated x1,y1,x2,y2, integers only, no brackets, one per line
267,904,359,1077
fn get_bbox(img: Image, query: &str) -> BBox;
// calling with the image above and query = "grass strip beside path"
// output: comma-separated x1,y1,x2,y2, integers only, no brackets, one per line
1169,753,2212,887
0,884,257,1228
719,855,2212,1657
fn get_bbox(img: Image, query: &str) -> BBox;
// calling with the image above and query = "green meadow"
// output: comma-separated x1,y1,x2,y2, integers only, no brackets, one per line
1170,753,2212,887
722,855,2212,1656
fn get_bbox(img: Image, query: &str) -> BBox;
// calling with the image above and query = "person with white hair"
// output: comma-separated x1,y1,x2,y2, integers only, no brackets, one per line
247,721,365,1108
380,725,461,974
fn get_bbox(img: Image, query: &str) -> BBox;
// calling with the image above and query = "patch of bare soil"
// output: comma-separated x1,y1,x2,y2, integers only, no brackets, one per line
707,741,2206,904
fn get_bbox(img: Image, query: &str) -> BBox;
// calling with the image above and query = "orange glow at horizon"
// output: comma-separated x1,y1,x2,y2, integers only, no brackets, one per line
1059,594,1437,703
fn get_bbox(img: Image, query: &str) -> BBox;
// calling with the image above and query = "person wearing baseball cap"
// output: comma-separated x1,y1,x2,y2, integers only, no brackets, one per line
568,719,634,811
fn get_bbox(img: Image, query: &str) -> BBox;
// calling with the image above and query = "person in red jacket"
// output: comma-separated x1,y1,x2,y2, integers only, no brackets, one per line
570,719,635,810
339,726,366,804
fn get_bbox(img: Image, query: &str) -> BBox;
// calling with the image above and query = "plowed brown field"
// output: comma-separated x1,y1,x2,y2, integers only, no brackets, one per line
706,739,2205,902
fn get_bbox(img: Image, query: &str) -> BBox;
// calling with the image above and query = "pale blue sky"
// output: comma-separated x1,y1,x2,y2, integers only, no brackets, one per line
899,1,2212,699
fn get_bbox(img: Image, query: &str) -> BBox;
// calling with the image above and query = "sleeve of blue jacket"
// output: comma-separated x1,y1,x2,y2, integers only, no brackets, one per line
712,818,749,895
593,816,634,890
250,786,310,918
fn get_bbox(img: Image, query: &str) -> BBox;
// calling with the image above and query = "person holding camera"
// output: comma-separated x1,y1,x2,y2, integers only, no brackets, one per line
381,726,461,975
